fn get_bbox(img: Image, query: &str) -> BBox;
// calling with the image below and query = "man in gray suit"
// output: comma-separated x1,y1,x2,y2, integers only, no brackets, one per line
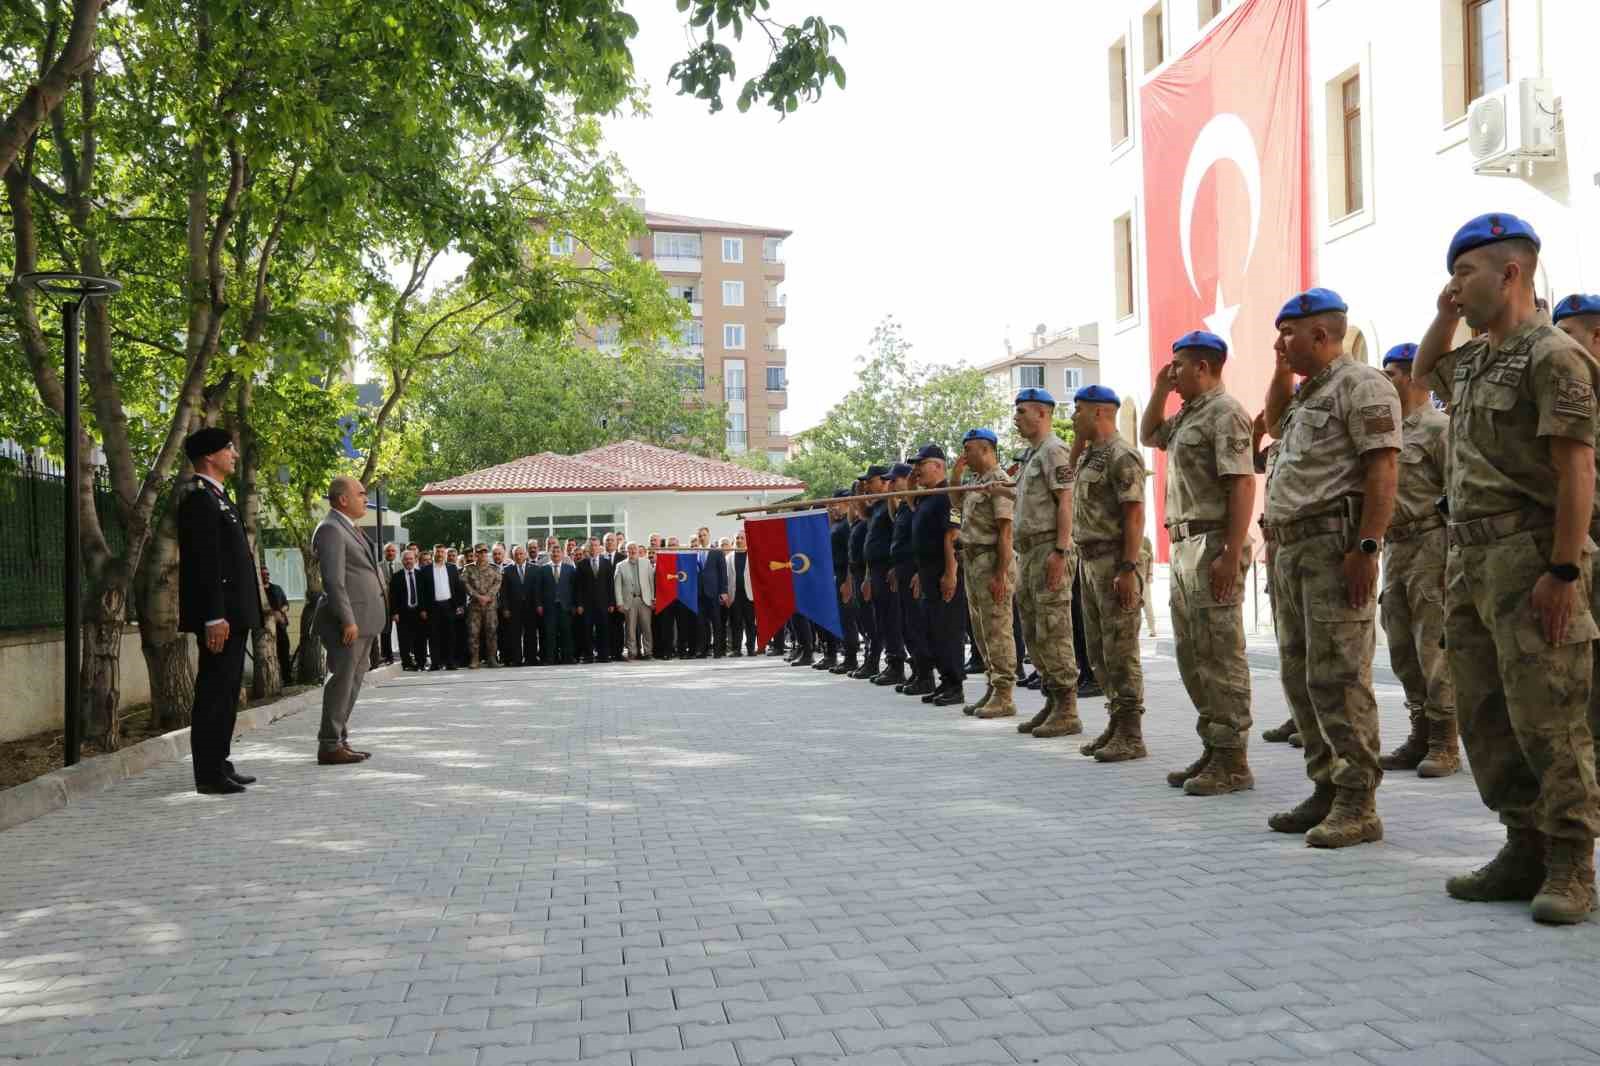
613,542,655,661
313,476,387,765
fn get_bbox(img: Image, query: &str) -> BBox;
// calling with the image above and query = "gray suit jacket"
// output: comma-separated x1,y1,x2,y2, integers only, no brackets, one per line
313,513,387,636
613,556,654,607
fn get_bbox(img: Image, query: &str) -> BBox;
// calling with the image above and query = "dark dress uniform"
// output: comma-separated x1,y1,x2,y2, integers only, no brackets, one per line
827,514,856,666
913,482,966,698
848,515,877,675
865,500,905,682
177,475,262,790
892,498,930,689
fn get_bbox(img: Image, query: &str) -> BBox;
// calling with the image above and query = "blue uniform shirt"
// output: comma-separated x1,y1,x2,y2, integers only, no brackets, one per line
848,517,870,578
865,501,895,565
912,483,957,564
891,503,916,564
829,517,851,579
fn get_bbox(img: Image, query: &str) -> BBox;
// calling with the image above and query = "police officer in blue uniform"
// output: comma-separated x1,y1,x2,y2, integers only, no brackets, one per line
887,463,932,694
846,476,880,679
821,489,857,672
910,443,967,706
864,465,906,686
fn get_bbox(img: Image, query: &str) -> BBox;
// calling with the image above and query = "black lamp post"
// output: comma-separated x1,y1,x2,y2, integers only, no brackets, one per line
20,272,123,767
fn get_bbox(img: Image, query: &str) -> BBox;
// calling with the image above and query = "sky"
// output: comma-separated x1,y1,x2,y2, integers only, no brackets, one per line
602,2,1113,434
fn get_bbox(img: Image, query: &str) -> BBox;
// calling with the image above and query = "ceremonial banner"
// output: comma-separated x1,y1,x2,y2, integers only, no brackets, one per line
652,551,699,615
1140,0,1312,558
746,510,843,649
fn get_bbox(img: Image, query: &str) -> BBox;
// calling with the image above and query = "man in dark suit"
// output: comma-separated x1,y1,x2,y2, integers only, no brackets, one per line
418,544,465,670
537,544,578,664
577,536,616,662
499,545,538,666
605,534,628,654
728,532,756,656
176,427,261,795
389,548,426,670
695,528,728,658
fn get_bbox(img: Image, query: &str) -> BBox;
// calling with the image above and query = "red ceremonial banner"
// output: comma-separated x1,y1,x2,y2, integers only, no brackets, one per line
744,515,796,650
1140,0,1312,559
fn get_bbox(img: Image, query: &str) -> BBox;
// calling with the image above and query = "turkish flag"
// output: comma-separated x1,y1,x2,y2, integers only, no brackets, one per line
1140,0,1312,559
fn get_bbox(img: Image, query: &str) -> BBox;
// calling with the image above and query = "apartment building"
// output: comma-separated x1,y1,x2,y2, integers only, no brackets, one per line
979,323,1100,401
1087,0,1600,552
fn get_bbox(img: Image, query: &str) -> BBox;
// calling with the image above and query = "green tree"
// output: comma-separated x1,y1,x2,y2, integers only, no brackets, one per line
780,445,859,498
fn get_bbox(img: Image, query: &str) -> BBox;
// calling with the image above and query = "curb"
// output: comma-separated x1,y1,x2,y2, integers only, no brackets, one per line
1153,639,1399,687
0,664,399,833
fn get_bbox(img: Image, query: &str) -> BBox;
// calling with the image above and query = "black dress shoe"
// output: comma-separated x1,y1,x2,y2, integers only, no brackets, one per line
226,771,257,785
197,780,246,795
932,685,966,707
901,676,936,697
873,662,908,686
849,662,878,680
921,683,947,704
791,651,815,667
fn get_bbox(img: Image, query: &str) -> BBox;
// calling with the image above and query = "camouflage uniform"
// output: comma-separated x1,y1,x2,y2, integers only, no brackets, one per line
1014,432,1081,736
1378,404,1457,772
462,560,503,667
960,466,1018,716
1151,385,1255,754
1423,321,1600,847
1072,436,1149,759
1265,355,1401,843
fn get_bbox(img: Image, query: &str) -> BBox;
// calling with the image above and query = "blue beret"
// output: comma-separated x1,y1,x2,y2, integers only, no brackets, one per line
962,427,999,446
1447,212,1540,272
1073,384,1119,406
1275,287,1348,327
888,462,913,480
914,443,947,463
1014,386,1055,407
1553,294,1600,324
1172,330,1228,357
1382,343,1418,367
860,464,890,481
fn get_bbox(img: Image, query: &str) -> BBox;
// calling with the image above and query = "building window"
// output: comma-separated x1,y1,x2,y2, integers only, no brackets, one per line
722,236,744,263
1326,65,1368,222
727,413,748,452
767,449,787,465
763,237,784,262
1017,365,1045,389
548,234,574,256
476,502,505,546
1063,368,1084,393
766,365,787,391
767,412,783,434
724,324,745,350
725,359,746,401
1198,0,1222,25
677,320,704,349
1113,213,1136,320
1345,328,1369,364
722,280,744,307
1341,74,1363,215
673,363,705,390
1465,0,1507,103
595,323,621,348
1142,2,1165,74
1108,38,1130,146
653,232,701,259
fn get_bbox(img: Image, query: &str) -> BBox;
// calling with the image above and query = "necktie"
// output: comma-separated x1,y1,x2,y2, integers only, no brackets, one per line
632,559,640,596
406,570,416,607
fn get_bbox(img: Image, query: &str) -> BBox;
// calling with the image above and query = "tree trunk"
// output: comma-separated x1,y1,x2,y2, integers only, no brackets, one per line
294,535,326,684
133,500,195,731
234,376,282,700
79,565,127,750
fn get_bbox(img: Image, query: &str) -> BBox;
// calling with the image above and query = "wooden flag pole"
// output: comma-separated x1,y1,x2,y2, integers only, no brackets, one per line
717,480,1014,518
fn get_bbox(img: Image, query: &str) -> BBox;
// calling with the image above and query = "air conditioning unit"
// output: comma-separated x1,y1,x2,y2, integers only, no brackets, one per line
1467,78,1559,176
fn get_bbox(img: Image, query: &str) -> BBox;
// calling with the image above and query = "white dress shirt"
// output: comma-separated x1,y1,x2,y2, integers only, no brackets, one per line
431,563,451,604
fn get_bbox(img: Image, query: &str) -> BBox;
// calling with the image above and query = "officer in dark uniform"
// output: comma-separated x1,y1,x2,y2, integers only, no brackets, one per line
846,481,879,678
822,490,857,672
889,462,932,694
864,465,906,686
177,427,262,795
910,443,966,706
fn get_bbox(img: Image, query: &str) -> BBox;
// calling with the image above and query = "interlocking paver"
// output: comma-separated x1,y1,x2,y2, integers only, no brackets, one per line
2,654,1600,1066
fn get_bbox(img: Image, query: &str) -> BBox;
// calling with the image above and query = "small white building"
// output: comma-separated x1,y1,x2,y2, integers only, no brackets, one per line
413,440,804,547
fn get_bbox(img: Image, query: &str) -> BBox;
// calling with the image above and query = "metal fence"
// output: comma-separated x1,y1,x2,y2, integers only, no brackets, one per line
0,454,125,631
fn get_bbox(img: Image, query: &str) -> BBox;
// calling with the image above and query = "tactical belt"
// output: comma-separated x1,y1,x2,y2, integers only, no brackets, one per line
1166,519,1224,544
1260,513,1345,546
1448,509,1552,548
961,542,999,556
1018,530,1064,552
1074,539,1120,560
1386,514,1446,544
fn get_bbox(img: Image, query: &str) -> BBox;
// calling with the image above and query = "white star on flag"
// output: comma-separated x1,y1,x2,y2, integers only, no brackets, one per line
1202,281,1240,354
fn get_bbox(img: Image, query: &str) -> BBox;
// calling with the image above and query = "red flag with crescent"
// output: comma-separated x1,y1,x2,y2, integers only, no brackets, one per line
1140,0,1312,559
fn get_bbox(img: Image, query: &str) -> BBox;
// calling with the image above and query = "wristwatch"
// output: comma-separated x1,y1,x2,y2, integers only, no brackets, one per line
1049,547,1067,558
1549,562,1581,583
1114,560,1137,574
1358,537,1380,555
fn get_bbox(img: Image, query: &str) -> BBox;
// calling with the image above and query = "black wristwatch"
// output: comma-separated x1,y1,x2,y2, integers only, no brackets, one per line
1049,547,1067,558
1549,562,1581,583
1358,537,1380,555
1114,560,1137,574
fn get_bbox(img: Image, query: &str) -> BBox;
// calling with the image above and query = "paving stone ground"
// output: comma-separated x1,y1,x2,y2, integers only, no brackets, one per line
4,649,1600,1066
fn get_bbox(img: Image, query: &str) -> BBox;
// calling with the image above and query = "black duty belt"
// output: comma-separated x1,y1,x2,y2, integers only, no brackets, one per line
1166,520,1224,544
1387,514,1445,544
1449,509,1552,548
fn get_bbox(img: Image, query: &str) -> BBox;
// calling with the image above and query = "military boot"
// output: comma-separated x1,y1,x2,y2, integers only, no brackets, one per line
1268,781,1336,834
1184,747,1254,796
1288,731,1304,748
976,683,1018,719
1095,711,1148,762
901,668,936,697
1305,787,1383,848
791,649,815,667
1447,828,1547,902
1167,748,1212,789
872,659,907,686
1261,718,1297,743
815,647,838,671
1080,716,1118,757
1378,706,1427,771
830,651,858,675
1417,717,1462,778
849,657,880,680
1531,838,1598,925
932,683,966,707
1019,689,1055,733
1031,688,1083,738
963,683,994,717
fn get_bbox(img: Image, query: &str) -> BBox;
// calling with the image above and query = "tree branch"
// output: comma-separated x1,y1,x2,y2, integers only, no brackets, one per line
0,0,104,180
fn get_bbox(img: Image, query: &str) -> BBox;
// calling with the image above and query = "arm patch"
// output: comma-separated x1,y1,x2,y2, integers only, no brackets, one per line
1554,376,1596,419
1359,403,1396,435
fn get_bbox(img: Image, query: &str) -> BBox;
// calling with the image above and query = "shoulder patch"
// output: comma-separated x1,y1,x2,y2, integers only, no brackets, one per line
1554,376,1596,419
1228,437,1249,453
1053,464,1073,486
949,508,962,526
1360,403,1396,435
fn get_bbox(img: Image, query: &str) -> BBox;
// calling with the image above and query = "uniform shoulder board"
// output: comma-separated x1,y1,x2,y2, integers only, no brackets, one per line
949,507,962,525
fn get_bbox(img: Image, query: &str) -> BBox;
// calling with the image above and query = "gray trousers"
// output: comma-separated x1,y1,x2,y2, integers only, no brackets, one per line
623,599,653,658
319,631,375,752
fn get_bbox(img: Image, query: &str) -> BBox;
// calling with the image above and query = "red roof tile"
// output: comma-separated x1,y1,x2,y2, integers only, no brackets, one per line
421,441,802,496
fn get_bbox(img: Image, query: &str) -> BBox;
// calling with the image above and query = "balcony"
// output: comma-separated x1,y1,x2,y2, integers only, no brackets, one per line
761,256,786,281
726,430,749,452
653,255,702,275
687,299,703,318
764,294,787,322
725,386,747,401
762,343,785,353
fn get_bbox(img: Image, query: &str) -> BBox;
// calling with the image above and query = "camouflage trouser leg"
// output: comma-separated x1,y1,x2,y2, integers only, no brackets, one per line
1380,530,1454,724
1447,530,1600,842
1018,541,1078,693
466,603,498,664
963,548,1018,689
1078,551,1147,717
1270,531,1382,789
1171,532,1253,748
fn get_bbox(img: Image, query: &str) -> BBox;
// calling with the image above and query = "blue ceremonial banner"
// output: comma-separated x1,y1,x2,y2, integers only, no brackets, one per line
784,511,842,638
652,550,700,615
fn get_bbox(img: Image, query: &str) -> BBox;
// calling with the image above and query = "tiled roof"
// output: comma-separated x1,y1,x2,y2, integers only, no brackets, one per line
644,210,792,238
421,441,803,496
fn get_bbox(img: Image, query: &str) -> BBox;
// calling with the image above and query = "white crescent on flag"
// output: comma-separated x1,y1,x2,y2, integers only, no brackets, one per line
1178,112,1262,352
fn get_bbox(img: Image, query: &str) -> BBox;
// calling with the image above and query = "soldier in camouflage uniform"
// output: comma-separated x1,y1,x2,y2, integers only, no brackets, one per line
1553,294,1600,766
1375,343,1459,778
1415,217,1600,924
1069,385,1150,762
462,544,503,669
1263,288,1400,849
954,427,1018,719
1010,386,1082,738
1143,330,1257,794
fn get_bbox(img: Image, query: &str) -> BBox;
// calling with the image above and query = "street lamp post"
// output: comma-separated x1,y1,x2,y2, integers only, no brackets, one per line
20,272,123,768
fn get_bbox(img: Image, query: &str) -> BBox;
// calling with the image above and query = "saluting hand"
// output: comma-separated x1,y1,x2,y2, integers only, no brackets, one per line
1531,572,1578,645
